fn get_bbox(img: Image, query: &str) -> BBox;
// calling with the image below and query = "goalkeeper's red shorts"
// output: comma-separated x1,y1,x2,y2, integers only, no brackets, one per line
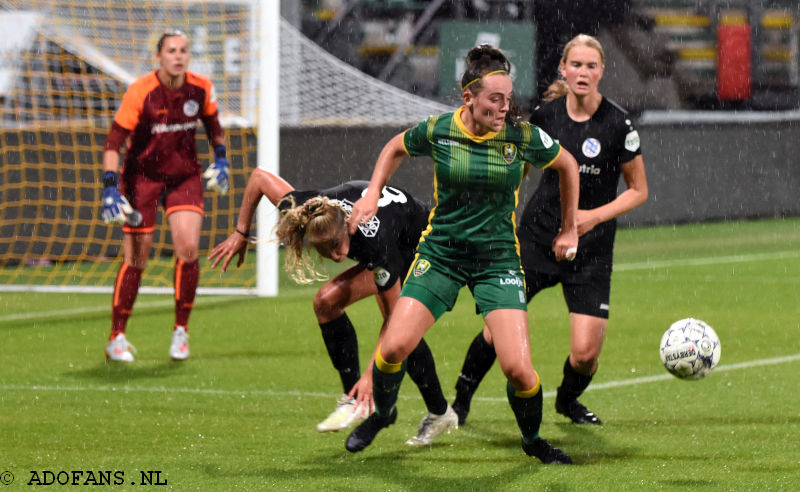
120,173,204,233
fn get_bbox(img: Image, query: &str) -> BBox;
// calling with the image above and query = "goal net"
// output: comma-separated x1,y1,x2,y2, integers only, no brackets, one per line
0,0,450,295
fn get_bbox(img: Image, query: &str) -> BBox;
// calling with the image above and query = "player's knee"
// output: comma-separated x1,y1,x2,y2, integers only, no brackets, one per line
380,343,411,365
500,361,533,389
571,341,600,366
313,285,346,318
175,247,199,263
570,351,599,374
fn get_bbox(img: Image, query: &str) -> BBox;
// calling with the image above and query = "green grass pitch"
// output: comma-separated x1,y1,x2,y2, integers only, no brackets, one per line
2,218,800,490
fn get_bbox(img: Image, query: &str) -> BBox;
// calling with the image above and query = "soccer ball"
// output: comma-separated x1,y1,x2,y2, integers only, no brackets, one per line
659,318,721,380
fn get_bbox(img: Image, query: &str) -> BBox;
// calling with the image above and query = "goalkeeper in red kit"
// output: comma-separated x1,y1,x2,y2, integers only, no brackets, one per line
100,29,229,362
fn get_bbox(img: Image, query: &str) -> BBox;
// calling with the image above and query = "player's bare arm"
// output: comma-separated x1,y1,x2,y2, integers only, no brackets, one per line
550,148,580,260
348,133,407,234
577,154,648,236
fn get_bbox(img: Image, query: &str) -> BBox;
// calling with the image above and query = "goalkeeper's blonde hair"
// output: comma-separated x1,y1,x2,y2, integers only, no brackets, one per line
275,196,348,284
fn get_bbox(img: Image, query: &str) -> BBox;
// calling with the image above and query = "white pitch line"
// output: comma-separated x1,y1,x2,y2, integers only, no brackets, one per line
0,288,318,323
1,353,798,402
4,250,798,324
614,250,800,272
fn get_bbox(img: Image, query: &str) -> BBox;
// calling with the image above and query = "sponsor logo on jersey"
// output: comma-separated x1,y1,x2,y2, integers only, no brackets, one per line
437,138,460,146
183,99,200,117
501,143,517,163
600,303,609,311
150,120,200,135
413,259,431,277
331,198,380,237
499,276,524,287
209,84,217,103
538,128,554,148
578,164,602,175
499,269,524,287
373,267,391,287
582,138,601,158
625,130,640,152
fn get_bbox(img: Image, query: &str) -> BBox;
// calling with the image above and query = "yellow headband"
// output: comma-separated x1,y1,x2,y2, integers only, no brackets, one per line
461,69,509,91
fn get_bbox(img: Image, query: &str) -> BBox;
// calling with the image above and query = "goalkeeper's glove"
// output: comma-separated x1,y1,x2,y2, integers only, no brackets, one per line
101,172,134,224
204,145,230,196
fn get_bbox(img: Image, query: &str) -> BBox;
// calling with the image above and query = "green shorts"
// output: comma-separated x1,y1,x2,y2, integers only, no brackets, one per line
401,253,528,320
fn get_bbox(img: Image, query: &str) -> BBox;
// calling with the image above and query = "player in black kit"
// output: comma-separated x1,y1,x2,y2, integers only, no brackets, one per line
452,34,648,426
209,169,458,445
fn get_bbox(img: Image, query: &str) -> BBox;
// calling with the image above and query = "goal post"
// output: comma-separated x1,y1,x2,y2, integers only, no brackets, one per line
256,0,279,297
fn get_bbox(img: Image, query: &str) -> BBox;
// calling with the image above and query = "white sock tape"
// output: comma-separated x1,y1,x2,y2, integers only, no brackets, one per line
566,247,577,261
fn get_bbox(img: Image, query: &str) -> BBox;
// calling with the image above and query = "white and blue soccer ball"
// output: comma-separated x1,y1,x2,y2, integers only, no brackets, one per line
659,318,721,380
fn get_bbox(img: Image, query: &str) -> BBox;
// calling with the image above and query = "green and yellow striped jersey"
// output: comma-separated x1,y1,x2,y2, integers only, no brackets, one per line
403,107,562,263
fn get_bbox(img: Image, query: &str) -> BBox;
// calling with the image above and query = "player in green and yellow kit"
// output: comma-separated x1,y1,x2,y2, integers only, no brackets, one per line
344,44,581,464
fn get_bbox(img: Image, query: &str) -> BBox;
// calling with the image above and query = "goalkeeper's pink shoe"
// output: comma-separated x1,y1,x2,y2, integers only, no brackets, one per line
169,326,190,361
105,333,136,362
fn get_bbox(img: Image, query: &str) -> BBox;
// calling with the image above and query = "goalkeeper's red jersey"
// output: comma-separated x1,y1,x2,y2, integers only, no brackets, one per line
104,70,223,181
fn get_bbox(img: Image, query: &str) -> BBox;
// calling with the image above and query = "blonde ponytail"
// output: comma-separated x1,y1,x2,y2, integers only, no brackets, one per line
275,196,348,284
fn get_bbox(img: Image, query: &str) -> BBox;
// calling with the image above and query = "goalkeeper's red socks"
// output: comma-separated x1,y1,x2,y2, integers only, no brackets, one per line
174,259,199,328
111,262,143,336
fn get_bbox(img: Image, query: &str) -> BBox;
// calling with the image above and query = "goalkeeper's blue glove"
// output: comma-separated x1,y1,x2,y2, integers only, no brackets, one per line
101,172,135,225
204,145,230,196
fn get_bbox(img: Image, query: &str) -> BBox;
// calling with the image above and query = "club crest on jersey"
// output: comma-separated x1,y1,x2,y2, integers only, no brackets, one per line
582,138,601,158
413,259,431,277
183,100,199,117
501,144,517,163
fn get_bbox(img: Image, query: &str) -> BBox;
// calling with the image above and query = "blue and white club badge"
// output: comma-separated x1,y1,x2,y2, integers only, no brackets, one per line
183,100,199,117
582,138,601,158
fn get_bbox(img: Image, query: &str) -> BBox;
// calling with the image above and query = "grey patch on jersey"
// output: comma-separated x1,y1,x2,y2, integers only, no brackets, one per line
624,130,640,152
373,267,391,287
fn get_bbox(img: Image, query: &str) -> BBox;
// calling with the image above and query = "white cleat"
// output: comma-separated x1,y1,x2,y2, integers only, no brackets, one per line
405,405,459,446
316,394,368,432
169,326,190,361
105,333,136,362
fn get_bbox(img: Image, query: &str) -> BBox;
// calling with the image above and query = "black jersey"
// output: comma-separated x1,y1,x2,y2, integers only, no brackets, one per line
520,97,641,259
282,181,429,291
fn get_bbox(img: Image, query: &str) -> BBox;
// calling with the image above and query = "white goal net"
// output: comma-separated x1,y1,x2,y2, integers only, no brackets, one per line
0,0,450,294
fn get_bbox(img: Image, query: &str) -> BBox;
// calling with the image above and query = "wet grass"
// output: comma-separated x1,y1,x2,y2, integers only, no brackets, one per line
2,217,799,490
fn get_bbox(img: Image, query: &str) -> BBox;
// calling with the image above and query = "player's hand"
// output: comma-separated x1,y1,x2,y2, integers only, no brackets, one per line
204,145,230,196
347,374,375,418
101,173,135,224
347,194,378,235
208,231,248,272
552,227,578,262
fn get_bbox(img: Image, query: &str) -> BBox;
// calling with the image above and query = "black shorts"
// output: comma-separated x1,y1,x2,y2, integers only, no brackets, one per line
520,239,612,319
